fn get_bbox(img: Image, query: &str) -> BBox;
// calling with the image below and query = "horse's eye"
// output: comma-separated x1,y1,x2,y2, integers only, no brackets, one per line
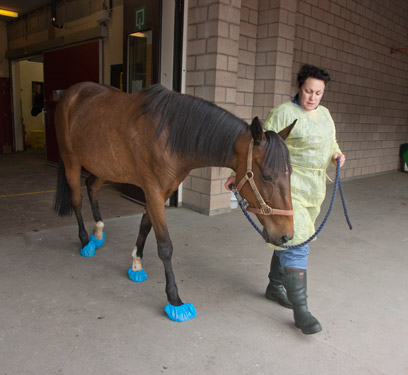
262,174,273,182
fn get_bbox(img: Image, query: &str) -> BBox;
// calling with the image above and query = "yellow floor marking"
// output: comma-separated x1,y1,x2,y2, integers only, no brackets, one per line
0,184,110,198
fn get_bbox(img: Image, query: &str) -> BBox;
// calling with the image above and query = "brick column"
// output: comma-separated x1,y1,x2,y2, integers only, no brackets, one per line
183,0,242,215
236,0,259,123
253,0,298,120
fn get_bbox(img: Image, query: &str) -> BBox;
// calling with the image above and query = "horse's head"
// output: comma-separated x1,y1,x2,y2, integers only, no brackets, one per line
234,117,296,246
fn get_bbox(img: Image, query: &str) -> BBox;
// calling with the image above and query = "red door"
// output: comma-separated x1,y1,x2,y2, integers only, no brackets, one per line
0,78,12,154
43,41,100,164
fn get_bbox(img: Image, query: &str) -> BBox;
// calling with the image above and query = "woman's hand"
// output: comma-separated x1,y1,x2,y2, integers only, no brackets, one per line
224,176,236,191
333,153,346,167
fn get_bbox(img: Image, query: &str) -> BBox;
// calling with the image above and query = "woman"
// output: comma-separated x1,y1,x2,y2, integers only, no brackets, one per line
225,64,345,334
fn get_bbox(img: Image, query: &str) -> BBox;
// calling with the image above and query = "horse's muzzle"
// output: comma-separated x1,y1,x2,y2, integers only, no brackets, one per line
262,228,292,246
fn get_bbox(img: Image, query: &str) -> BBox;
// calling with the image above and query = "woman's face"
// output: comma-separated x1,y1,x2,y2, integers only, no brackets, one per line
298,77,325,111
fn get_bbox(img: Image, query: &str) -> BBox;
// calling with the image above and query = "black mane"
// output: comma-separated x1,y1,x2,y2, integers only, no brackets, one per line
138,84,291,172
138,84,247,166
264,131,292,174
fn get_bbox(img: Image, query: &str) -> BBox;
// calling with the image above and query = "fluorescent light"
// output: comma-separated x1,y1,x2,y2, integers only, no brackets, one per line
0,9,19,18
129,32,147,38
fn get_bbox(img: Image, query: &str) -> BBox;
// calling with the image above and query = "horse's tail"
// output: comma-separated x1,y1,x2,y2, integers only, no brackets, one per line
53,157,73,217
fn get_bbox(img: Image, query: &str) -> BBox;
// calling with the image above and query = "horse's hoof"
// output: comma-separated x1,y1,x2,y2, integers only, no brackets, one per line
90,232,105,248
164,303,196,322
128,267,148,282
80,241,96,257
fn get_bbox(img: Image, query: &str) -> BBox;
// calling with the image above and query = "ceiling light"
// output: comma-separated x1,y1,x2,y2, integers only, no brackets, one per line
0,9,19,18
129,32,147,38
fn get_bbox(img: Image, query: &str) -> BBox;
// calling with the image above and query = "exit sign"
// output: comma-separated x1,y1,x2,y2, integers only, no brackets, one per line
135,6,145,31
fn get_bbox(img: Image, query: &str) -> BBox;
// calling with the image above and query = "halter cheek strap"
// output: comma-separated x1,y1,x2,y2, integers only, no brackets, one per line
236,139,294,217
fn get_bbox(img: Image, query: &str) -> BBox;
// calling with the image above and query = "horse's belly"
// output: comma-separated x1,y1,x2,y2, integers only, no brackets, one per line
78,146,140,185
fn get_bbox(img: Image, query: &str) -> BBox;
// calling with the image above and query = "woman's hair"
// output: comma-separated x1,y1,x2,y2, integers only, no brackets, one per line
297,64,331,87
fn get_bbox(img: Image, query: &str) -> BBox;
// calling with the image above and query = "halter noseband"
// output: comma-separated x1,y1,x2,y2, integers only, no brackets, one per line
235,139,294,217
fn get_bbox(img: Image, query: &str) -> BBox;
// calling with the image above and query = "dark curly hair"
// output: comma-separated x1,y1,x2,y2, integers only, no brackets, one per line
297,64,331,88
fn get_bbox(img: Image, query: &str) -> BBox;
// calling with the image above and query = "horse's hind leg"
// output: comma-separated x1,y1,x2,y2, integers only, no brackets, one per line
86,174,106,243
128,210,152,282
64,161,89,247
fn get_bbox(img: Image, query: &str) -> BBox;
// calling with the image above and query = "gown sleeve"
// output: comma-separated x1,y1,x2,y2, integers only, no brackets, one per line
328,111,342,165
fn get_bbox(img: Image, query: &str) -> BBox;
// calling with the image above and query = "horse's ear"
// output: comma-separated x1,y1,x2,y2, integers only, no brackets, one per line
250,116,264,145
278,119,297,140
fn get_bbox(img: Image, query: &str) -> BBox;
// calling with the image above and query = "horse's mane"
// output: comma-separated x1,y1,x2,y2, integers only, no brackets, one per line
138,84,247,165
264,131,292,174
137,84,291,172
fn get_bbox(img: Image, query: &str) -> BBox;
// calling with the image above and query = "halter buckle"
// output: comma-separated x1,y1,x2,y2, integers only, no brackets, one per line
260,205,273,215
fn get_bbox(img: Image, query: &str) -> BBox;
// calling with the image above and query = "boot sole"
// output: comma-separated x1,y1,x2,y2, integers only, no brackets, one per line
264,292,293,309
295,323,322,335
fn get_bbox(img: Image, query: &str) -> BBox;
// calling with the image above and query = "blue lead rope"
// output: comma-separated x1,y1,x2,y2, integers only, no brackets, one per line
230,157,352,249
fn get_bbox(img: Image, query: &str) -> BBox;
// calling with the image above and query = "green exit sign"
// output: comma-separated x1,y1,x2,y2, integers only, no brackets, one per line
135,6,145,31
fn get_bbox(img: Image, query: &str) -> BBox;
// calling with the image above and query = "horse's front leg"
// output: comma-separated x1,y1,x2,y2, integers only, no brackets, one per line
158,237,182,306
146,196,196,322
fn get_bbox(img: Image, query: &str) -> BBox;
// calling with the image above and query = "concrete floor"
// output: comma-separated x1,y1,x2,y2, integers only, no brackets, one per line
0,151,407,375
0,150,145,236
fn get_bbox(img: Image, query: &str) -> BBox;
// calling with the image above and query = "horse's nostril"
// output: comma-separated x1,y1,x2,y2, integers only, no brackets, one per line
280,235,289,244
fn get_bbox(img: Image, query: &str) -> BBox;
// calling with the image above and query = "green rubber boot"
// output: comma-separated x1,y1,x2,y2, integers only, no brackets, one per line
265,253,292,309
282,267,322,334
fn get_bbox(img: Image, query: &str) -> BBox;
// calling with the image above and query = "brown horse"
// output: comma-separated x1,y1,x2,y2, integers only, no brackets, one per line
53,82,294,321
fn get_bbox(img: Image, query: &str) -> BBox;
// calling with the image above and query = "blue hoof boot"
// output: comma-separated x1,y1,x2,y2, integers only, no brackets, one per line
80,241,96,257
164,303,196,322
128,268,148,282
90,232,105,248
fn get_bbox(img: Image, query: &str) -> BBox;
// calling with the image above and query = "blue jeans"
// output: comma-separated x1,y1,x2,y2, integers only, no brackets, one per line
275,244,309,270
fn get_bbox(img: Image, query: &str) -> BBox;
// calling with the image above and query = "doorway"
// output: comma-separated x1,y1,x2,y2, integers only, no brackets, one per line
120,0,162,205
10,41,101,165
127,30,153,92
11,57,45,157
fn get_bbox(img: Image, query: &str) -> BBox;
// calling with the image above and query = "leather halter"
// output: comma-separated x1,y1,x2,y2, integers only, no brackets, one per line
236,139,294,217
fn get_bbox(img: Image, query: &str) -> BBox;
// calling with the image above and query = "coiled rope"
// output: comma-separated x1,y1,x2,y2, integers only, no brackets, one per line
230,156,352,249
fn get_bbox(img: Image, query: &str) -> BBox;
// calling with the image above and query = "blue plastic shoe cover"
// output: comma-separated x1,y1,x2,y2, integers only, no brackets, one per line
80,241,96,257
128,267,148,282
164,303,197,322
89,232,105,248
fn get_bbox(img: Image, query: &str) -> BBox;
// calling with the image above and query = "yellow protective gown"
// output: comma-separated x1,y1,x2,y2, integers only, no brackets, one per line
264,100,342,249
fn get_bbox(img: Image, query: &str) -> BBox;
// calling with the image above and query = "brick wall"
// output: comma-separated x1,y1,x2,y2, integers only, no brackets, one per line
185,0,408,215
253,0,297,120
236,0,258,122
293,0,408,178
